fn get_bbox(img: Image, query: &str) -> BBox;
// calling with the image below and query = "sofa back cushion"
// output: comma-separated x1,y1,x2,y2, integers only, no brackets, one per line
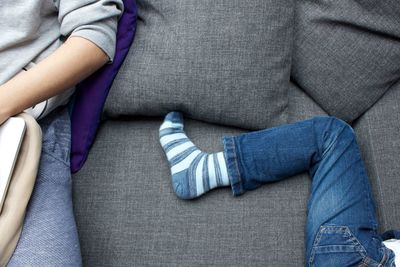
292,0,400,122
104,0,295,129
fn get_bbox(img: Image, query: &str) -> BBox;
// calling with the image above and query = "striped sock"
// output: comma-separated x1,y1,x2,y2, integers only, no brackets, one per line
159,112,230,199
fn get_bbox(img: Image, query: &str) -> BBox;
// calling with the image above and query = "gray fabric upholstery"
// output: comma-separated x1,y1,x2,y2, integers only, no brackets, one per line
292,0,400,122
104,0,294,129
287,81,326,123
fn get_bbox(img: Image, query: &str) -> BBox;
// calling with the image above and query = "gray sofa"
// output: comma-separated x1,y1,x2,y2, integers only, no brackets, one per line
72,0,400,266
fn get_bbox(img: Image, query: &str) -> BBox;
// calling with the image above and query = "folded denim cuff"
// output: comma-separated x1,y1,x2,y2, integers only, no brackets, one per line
223,136,244,196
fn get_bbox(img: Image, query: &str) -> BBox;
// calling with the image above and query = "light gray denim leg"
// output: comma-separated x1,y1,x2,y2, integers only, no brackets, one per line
7,108,82,267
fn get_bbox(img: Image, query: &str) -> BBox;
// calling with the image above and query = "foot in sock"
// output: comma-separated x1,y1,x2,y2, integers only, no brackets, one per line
159,112,230,199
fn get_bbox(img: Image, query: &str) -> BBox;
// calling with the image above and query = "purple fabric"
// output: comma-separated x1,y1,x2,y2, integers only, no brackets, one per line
70,0,137,173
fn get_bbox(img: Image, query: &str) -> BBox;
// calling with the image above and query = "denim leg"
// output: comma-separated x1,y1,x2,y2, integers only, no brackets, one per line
7,108,82,266
223,117,395,267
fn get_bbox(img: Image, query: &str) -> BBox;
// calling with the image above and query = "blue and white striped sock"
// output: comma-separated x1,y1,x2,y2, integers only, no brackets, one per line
159,112,230,199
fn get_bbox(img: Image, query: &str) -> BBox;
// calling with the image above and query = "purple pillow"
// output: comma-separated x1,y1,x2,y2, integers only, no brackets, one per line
70,0,137,173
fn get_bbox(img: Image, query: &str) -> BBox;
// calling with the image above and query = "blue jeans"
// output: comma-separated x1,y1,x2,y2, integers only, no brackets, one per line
7,108,82,266
223,117,395,266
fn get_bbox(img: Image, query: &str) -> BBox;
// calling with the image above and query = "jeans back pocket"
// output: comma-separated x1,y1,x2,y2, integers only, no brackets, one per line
309,225,368,267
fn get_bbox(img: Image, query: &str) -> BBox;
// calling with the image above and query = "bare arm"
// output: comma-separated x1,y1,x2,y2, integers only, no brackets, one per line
0,36,109,124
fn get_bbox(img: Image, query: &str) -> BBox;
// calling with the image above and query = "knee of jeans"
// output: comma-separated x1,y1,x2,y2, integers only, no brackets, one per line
312,116,355,154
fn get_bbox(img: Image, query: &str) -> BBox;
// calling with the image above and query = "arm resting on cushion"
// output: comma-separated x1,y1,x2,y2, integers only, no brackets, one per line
0,36,108,125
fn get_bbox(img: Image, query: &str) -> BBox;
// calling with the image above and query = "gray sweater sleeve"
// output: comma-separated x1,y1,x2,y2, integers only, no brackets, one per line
55,0,124,63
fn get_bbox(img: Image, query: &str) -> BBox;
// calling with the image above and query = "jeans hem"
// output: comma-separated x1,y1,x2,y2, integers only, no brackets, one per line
223,136,244,196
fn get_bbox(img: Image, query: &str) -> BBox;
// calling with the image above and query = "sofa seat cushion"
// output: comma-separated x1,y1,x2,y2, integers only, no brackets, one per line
73,118,309,266
104,0,295,130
